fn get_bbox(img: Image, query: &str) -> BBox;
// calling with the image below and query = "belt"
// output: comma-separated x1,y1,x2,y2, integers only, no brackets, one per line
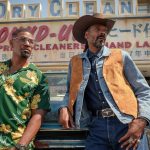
92,108,115,118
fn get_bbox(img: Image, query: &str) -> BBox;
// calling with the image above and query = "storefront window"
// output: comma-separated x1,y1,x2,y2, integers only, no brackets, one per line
44,72,67,122
138,0,150,14
46,72,67,101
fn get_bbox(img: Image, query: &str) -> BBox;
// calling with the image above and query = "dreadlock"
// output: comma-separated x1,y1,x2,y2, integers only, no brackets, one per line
83,40,89,52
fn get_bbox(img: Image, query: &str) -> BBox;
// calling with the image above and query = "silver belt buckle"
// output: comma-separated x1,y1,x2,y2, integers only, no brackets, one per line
101,108,115,118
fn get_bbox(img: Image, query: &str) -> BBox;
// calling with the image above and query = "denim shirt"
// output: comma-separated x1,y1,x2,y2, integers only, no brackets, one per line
62,46,150,128
84,49,110,111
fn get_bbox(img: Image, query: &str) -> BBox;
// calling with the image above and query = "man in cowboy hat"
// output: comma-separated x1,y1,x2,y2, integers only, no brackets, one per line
59,13,150,150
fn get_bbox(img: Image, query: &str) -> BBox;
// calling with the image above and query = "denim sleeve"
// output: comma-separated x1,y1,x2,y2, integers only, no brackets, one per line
122,50,150,122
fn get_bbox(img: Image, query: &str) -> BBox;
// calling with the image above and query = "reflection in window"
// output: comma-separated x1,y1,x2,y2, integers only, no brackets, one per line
138,0,150,14
45,73,67,101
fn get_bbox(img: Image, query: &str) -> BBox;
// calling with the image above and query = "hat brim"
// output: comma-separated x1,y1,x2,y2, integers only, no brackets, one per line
73,15,115,44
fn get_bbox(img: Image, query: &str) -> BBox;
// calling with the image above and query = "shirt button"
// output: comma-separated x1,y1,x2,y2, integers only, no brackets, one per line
96,80,98,82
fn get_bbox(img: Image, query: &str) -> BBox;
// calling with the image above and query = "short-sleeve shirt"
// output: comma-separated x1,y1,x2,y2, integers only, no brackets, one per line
0,60,50,149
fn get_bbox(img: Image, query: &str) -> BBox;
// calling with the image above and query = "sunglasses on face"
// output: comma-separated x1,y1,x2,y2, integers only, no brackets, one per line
13,36,35,45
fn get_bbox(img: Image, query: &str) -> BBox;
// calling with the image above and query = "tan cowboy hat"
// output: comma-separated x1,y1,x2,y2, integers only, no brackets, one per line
72,13,116,44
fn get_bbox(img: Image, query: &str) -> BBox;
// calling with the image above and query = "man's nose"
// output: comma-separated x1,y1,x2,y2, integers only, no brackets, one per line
24,39,30,45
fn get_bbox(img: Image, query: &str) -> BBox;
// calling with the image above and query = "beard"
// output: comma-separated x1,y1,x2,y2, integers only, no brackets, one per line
94,34,106,49
21,49,31,58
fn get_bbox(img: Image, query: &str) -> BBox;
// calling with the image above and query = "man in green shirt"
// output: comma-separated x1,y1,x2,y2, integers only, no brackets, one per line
0,28,50,150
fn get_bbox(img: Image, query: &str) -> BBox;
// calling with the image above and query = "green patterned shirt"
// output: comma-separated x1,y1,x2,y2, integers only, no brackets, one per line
0,60,50,149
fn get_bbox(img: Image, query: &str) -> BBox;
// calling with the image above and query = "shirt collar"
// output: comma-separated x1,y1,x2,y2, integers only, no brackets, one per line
87,49,98,59
87,46,110,58
4,59,37,72
102,46,111,57
79,46,111,59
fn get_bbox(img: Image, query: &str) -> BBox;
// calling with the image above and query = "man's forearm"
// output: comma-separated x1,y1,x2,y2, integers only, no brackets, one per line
18,109,46,146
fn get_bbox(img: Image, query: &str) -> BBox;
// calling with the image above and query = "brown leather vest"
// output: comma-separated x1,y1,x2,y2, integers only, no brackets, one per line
68,49,138,118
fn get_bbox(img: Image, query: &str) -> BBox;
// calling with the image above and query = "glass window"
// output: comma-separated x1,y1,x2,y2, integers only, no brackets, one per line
138,0,150,14
45,72,67,101
44,72,67,123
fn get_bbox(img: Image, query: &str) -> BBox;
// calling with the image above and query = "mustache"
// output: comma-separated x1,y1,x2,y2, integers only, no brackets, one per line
96,33,106,40
21,45,32,50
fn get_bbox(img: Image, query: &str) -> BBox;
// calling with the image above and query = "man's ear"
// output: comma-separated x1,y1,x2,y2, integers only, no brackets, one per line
84,31,88,40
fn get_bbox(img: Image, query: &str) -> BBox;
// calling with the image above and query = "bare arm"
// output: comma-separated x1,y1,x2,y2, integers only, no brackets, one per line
18,109,47,146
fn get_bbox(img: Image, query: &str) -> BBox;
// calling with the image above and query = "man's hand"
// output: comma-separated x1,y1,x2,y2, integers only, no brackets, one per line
59,107,74,128
119,118,147,150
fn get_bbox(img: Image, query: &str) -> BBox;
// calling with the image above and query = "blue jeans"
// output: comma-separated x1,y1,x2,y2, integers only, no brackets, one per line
85,116,149,150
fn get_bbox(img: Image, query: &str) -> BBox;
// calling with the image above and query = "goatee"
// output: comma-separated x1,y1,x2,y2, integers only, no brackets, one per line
94,34,106,49
95,39,105,49
21,50,31,58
